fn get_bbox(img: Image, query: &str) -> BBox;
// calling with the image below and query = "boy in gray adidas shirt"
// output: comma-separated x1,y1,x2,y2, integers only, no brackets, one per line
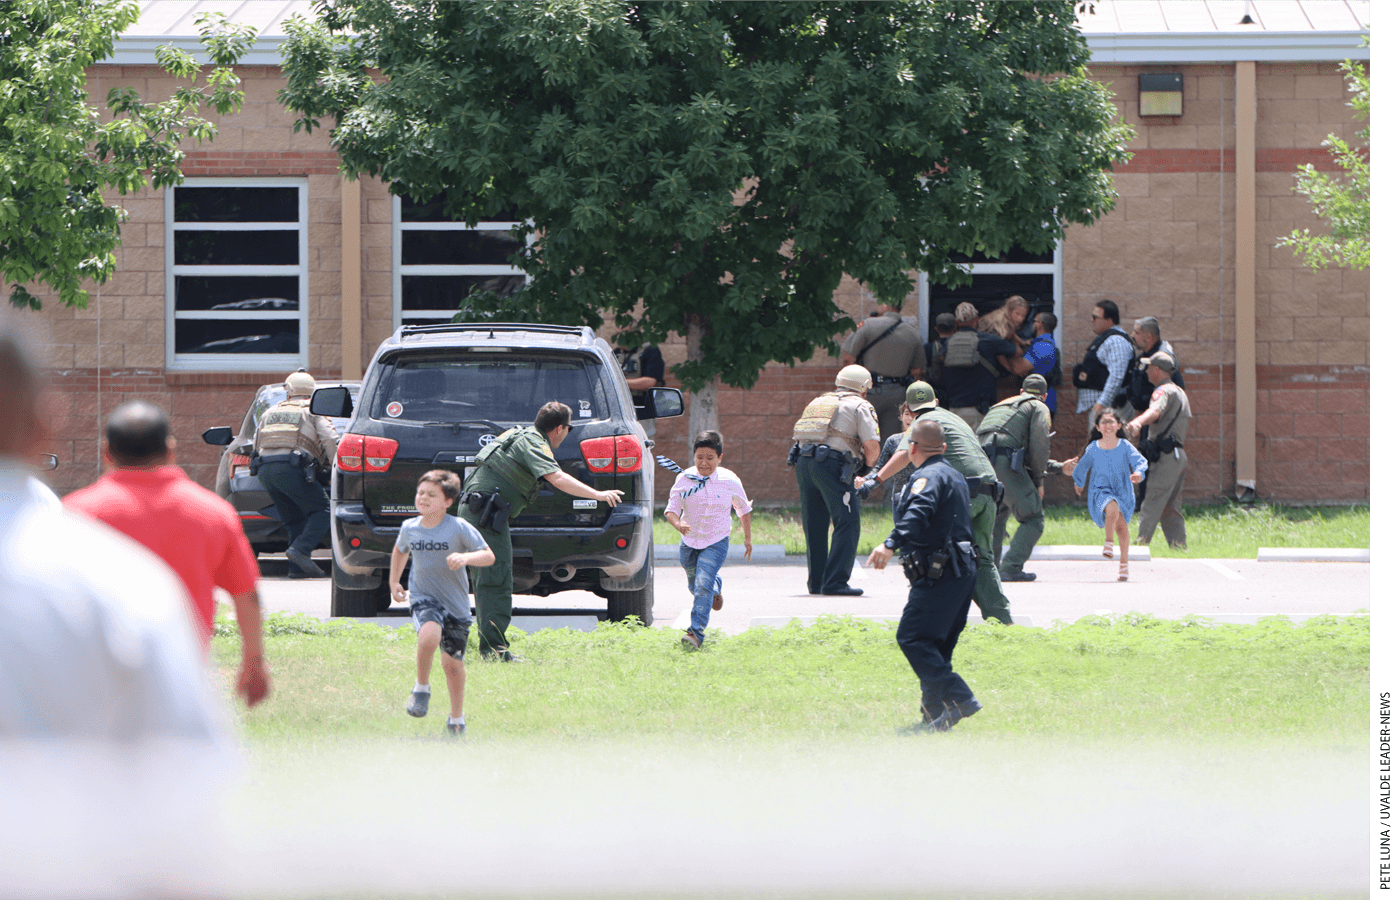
390,470,494,736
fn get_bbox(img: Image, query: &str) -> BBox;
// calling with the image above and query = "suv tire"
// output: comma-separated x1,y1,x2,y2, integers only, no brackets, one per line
604,547,655,625
331,581,378,618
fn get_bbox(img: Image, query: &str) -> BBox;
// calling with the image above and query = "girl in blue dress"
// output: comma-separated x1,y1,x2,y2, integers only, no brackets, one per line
1073,410,1148,581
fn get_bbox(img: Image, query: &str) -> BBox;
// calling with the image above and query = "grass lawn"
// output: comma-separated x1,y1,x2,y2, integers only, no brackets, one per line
653,502,1370,559
212,612,1368,897
216,611,1367,742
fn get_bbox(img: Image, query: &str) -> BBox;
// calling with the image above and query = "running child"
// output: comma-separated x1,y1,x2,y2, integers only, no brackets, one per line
390,470,495,736
664,431,753,650
1072,409,1147,582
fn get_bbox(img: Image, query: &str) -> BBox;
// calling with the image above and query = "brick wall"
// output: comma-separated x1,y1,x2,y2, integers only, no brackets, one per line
8,61,1368,508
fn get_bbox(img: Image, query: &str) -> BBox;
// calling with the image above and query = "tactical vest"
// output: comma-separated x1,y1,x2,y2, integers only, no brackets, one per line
943,329,999,376
474,426,547,504
254,398,324,460
977,395,1038,449
1073,326,1130,391
791,391,861,451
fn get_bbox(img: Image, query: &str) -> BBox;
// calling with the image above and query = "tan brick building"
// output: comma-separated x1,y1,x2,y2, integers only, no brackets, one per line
14,1,1369,508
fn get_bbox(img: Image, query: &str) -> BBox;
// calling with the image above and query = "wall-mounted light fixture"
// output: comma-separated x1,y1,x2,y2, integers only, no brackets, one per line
1139,73,1183,117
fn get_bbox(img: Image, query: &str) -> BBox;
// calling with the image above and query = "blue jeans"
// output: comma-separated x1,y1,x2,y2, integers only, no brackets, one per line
679,537,728,643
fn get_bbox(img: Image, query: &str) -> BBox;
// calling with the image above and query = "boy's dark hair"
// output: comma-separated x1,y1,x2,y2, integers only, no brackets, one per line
1036,311,1058,332
418,469,461,503
1095,299,1120,325
534,401,572,434
693,430,723,455
106,401,170,466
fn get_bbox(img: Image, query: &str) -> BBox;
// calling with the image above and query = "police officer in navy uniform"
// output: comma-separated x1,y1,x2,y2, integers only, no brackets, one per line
867,417,981,733
790,365,881,596
253,371,341,578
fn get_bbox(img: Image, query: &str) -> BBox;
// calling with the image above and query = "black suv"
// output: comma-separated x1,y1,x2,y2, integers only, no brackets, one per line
311,323,684,622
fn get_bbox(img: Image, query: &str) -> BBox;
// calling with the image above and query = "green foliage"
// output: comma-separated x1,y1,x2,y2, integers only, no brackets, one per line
0,1,254,310
1277,53,1369,271
279,1,1131,390
213,611,1367,739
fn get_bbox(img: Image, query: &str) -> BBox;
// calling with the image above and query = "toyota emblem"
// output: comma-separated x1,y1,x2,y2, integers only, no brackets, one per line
478,434,496,448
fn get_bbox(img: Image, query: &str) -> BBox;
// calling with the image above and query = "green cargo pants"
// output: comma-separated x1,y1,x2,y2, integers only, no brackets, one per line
991,461,1044,577
970,492,1013,625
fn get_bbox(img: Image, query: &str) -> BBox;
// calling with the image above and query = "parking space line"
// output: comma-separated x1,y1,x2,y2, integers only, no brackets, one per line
1201,559,1245,581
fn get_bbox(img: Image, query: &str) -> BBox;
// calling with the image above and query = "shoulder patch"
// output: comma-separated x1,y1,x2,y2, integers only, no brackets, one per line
911,477,929,495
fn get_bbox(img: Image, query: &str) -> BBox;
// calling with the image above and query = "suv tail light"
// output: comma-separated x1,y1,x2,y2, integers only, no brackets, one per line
337,434,363,471
337,434,400,472
580,435,644,474
613,434,644,473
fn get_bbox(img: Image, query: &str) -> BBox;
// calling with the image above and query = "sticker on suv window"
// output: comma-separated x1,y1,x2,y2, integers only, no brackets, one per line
572,499,598,509
386,401,403,418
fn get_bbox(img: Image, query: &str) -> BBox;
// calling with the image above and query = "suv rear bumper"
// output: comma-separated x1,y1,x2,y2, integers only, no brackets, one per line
330,501,651,591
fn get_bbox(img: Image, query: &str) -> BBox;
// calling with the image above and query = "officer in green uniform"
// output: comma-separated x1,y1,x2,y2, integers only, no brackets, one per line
976,374,1052,582
859,381,1013,625
458,401,622,659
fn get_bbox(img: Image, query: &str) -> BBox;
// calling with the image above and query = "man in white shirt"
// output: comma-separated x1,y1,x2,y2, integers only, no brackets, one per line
0,316,234,899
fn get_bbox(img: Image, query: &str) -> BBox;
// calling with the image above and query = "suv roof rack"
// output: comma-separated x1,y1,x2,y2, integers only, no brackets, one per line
396,322,592,340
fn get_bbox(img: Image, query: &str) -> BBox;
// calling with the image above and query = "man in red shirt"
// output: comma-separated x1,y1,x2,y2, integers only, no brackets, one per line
65,401,270,707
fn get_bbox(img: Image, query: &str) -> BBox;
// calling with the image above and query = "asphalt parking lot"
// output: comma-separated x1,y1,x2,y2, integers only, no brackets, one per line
254,547,1370,631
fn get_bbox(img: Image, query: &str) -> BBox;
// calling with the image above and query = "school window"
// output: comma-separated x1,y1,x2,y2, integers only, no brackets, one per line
919,244,1062,344
393,195,528,328
165,179,308,370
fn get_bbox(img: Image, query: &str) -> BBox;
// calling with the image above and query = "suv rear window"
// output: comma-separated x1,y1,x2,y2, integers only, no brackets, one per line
370,353,614,425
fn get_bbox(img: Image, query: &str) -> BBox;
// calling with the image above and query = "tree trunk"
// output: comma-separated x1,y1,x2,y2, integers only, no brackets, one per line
686,313,720,444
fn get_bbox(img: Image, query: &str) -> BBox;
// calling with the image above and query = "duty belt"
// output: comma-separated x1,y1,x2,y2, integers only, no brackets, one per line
871,375,911,387
795,443,856,463
253,451,300,466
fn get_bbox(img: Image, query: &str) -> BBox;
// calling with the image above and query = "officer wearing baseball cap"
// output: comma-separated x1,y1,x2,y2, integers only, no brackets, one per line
859,380,1013,624
252,370,341,578
789,365,881,595
976,373,1053,582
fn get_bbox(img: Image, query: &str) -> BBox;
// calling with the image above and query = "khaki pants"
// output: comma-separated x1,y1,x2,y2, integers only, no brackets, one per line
1137,450,1188,548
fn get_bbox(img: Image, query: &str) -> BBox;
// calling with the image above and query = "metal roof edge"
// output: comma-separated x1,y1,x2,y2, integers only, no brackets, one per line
107,36,285,67
107,28,1369,69
1087,31,1369,64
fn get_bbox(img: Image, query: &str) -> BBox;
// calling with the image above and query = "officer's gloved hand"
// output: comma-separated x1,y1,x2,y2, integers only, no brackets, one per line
855,480,876,501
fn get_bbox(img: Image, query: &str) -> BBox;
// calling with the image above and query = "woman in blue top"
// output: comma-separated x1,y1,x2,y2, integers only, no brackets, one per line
1073,409,1148,581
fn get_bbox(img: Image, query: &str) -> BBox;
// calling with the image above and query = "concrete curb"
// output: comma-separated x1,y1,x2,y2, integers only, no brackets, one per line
1257,547,1369,563
1029,544,1152,561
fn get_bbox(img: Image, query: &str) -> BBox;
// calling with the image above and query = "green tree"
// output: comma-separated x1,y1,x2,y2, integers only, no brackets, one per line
0,0,254,310
281,1,1130,433
1278,55,1369,271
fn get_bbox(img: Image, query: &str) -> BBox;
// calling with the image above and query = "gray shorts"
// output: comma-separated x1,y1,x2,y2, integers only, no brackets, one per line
410,597,473,661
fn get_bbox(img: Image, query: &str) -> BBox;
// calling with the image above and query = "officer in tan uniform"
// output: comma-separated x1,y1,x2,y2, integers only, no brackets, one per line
840,298,925,440
789,365,881,596
1125,351,1191,549
253,371,341,578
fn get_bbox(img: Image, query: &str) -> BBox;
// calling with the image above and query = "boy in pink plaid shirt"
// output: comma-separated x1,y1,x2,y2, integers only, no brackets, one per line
663,431,752,650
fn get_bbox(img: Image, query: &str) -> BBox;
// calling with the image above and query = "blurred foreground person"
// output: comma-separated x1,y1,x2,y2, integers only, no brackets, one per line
66,400,270,707
0,316,234,899
866,418,980,733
